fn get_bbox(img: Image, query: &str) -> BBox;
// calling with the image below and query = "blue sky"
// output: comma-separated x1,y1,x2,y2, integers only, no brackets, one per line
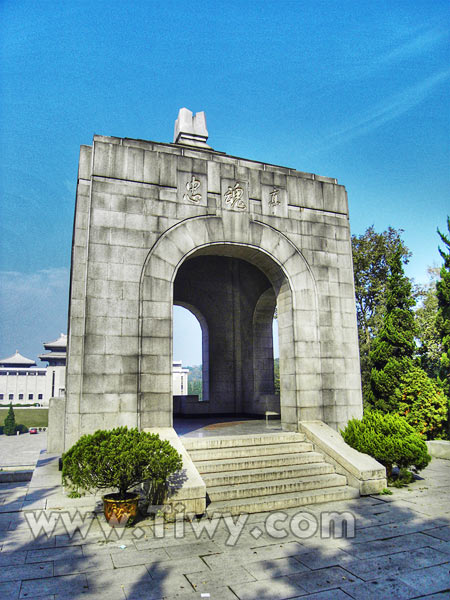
0,0,449,366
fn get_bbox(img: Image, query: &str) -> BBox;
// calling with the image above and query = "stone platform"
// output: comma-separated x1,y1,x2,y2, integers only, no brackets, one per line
174,417,283,438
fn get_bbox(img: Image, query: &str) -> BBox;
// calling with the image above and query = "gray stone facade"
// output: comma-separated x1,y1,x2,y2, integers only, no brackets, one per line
62,125,363,450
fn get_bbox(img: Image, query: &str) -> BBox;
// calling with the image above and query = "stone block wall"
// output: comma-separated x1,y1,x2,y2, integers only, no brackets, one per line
63,134,362,449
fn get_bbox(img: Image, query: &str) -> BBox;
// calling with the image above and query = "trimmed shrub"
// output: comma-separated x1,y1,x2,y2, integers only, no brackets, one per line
341,411,431,478
15,424,29,434
396,367,448,439
62,427,183,500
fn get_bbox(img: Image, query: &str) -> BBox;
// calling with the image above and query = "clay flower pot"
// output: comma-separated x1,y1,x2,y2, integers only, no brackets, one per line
103,492,140,526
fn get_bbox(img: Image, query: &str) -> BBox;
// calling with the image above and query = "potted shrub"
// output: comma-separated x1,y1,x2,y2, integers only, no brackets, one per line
341,411,431,481
62,426,183,525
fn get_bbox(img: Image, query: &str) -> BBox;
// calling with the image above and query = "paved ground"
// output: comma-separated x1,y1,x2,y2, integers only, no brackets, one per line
0,432,47,468
0,445,449,599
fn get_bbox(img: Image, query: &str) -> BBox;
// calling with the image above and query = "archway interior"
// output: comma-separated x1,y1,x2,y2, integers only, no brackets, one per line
173,251,279,416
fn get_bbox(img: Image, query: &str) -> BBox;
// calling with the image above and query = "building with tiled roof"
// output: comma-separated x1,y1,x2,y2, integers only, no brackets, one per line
0,335,66,406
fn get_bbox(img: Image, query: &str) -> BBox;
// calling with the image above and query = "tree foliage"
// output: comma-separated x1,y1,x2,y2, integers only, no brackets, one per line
352,226,410,398
187,365,203,399
62,427,183,500
274,358,280,394
3,403,16,436
367,248,416,413
436,216,450,397
395,366,448,439
415,270,442,378
341,411,431,478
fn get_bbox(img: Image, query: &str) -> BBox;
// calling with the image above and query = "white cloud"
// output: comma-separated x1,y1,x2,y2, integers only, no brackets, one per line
313,69,450,153
334,26,448,82
0,267,70,362
377,27,448,68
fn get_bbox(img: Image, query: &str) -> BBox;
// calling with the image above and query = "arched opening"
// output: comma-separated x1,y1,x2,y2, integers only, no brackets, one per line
171,248,286,418
273,318,279,393
173,302,209,406
139,215,322,432
173,306,202,369
253,287,280,415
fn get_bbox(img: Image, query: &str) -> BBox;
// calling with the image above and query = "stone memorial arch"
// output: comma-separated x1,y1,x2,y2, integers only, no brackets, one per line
58,109,363,451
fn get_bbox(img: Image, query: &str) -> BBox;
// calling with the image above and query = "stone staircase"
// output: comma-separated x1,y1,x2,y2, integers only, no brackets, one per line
182,431,359,515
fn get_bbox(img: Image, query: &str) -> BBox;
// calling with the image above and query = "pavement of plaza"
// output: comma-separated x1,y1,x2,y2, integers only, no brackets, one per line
0,432,449,599
0,431,48,469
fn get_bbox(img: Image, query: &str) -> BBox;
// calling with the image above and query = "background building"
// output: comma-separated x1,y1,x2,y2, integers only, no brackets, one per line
172,360,189,396
0,334,188,406
0,334,67,406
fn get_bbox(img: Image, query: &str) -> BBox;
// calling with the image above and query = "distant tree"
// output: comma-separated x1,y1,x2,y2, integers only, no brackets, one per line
415,268,442,378
274,358,280,394
3,403,17,436
187,365,203,399
367,248,416,413
436,217,450,398
352,226,411,399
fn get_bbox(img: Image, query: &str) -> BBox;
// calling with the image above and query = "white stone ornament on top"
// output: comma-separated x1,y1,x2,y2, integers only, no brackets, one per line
173,108,211,148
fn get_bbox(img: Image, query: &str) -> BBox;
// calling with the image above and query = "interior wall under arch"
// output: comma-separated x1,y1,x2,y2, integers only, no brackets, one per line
252,287,277,399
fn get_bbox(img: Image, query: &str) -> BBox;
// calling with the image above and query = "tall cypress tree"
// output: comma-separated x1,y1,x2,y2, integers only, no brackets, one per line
436,217,450,397
367,248,416,413
352,226,411,400
3,403,17,436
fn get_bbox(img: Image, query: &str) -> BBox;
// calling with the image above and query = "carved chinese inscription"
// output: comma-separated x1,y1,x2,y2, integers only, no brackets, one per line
183,176,202,204
269,187,281,209
224,182,246,210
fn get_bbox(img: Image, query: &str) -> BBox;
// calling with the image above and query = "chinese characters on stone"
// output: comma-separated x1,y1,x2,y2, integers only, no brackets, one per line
183,176,202,204
269,188,280,209
224,182,246,210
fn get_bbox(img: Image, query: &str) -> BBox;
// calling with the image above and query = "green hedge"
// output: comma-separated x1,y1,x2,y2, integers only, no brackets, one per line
341,411,431,477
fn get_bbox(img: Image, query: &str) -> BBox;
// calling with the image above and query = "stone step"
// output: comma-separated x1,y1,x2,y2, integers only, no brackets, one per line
207,473,347,502
201,461,335,487
182,432,305,451
195,451,325,474
205,485,360,515
187,441,313,462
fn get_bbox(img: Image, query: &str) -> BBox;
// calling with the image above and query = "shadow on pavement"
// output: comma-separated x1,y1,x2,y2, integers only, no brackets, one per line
0,458,449,599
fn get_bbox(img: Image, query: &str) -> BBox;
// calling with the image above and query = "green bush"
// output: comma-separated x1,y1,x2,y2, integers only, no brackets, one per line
396,367,448,439
62,427,183,500
15,424,29,434
341,411,431,478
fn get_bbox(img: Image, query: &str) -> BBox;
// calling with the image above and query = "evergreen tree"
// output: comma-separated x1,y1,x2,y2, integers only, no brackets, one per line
3,403,17,436
367,248,416,413
436,217,450,397
415,269,442,378
352,226,410,400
